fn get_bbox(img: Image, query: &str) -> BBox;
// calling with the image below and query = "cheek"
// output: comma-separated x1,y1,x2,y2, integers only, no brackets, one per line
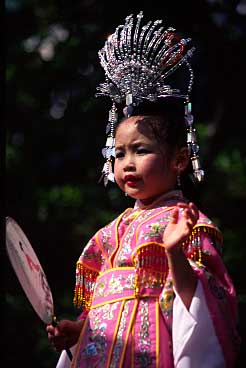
114,161,123,184
142,157,166,177
114,160,120,177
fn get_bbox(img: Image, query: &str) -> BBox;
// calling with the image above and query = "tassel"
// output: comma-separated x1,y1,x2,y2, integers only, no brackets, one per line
182,226,223,266
134,244,168,297
73,261,99,310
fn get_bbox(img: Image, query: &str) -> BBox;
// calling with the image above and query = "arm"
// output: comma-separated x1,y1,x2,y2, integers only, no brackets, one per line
172,279,225,368
163,202,198,310
164,213,240,367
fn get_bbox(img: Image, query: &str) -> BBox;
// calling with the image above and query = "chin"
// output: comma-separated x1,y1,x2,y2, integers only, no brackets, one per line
126,191,149,202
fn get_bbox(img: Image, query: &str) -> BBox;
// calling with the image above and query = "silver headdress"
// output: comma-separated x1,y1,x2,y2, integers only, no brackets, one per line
96,11,204,186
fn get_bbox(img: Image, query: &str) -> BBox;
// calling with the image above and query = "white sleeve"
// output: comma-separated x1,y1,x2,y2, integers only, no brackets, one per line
172,280,225,368
56,345,77,368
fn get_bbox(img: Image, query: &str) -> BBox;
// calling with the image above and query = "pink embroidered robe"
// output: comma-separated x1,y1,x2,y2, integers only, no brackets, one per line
71,193,240,368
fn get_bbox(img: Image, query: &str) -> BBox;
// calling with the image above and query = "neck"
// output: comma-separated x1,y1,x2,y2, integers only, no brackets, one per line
134,190,185,210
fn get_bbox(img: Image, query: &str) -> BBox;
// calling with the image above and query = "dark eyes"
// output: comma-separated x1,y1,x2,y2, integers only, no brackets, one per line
115,148,151,159
136,148,150,154
115,152,125,159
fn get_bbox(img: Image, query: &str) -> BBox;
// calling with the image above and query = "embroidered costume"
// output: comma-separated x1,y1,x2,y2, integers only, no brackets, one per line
59,191,240,368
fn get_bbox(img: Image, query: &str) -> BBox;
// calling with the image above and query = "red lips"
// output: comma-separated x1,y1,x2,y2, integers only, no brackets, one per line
124,175,139,187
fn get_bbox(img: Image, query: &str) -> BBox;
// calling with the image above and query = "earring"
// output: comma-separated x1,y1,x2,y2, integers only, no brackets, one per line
125,192,128,197
177,174,181,187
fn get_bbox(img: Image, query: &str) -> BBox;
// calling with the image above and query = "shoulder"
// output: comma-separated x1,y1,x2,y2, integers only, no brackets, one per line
196,211,222,240
191,210,223,256
99,207,134,230
197,211,218,227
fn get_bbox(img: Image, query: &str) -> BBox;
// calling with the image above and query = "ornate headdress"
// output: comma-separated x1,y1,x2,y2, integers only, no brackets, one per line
96,11,204,186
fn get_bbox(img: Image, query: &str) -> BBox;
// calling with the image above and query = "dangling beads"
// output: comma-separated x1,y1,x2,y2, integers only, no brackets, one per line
177,172,181,187
185,101,204,182
99,103,118,186
73,261,99,310
133,244,168,297
123,92,134,117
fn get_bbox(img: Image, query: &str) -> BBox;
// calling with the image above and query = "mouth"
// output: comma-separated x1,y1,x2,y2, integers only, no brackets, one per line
124,175,139,187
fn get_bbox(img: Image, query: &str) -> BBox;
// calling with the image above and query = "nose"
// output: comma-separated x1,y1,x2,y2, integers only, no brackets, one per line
123,154,136,172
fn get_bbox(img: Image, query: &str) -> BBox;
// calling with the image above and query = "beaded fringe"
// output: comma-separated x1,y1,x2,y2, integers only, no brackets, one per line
134,244,168,297
183,226,222,266
73,227,221,307
73,261,99,310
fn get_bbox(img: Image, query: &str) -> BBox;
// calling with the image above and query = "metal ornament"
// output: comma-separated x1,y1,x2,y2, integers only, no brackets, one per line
96,11,204,184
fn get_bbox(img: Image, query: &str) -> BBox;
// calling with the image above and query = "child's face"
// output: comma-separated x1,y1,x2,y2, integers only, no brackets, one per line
114,116,179,205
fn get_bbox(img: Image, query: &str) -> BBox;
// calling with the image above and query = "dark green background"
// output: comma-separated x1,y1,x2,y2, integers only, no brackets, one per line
4,0,246,366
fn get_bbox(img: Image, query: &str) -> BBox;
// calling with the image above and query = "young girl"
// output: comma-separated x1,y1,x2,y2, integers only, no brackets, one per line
47,12,240,367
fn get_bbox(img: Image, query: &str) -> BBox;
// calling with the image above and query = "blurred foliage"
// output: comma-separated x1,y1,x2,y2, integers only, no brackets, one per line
4,0,246,366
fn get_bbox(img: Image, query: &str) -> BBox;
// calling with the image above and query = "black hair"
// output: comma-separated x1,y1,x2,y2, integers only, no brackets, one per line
115,97,202,205
116,97,185,146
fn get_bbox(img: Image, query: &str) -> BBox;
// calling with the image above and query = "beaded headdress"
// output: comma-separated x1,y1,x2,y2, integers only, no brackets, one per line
96,11,204,186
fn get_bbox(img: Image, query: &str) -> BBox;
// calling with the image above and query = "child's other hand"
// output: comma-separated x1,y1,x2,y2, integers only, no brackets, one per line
46,319,82,351
163,202,199,253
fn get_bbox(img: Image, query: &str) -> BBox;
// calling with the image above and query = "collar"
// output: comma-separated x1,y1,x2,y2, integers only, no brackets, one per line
134,190,186,210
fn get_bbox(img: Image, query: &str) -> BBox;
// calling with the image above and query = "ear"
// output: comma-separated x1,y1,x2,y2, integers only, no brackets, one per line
173,147,190,173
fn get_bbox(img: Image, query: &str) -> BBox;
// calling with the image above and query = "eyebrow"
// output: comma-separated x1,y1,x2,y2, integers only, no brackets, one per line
115,141,153,151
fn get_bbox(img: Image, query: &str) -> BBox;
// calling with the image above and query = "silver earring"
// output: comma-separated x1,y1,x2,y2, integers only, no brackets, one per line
177,174,181,187
125,192,128,197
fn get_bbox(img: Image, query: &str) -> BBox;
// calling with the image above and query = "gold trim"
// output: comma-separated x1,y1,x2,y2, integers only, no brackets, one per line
91,295,135,309
131,320,135,368
91,293,161,309
97,266,135,278
76,260,100,273
111,207,144,268
131,241,166,261
119,299,139,367
70,316,89,367
156,297,160,368
109,208,133,267
106,300,126,368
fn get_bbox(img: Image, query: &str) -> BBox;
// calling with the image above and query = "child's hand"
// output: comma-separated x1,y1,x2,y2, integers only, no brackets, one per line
163,202,199,253
46,319,82,351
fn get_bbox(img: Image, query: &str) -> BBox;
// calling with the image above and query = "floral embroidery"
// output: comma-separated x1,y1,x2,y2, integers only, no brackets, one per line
85,342,97,357
94,273,135,298
116,209,159,266
101,302,119,320
159,277,174,323
83,238,104,265
79,312,107,366
78,303,120,366
117,225,136,266
124,209,142,223
95,280,106,297
101,227,114,255
110,301,131,368
143,222,166,240
135,300,152,367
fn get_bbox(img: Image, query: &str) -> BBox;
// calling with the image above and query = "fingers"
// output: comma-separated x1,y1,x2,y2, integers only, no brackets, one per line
170,207,179,224
46,324,64,352
176,202,199,234
46,324,56,341
46,324,55,334
177,202,198,221
48,332,67,352
188,202,199,219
